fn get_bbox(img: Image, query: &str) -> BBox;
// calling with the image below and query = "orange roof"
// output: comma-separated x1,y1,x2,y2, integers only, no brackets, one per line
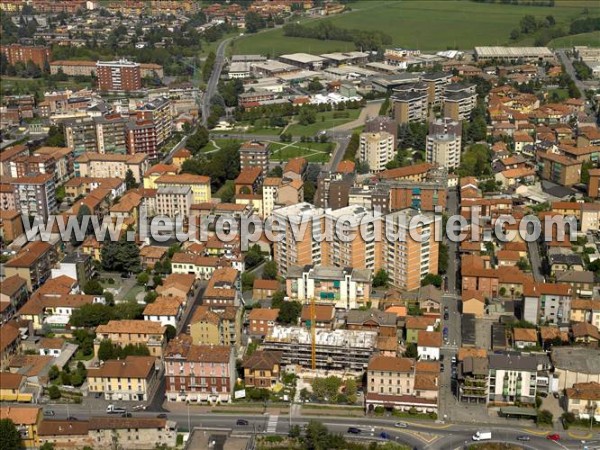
513,328,537,342
235,167,262,185
457,347,487,361
379,163,433,180
417,331,442,348
248,308,279,321
143,296,183,317
5,242,53,268
300,304,335,322
96,320,165,335
337,160,355,174
253,279,279,291
155,174,210,185
462,290,485,303
0,406,40,425
384,306,407,318
368,356,413,372
144,164,178,176
284,157,307,175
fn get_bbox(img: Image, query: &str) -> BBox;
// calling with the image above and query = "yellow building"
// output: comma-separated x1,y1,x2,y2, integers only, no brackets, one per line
188,305,242,348
461,290,486,318
0,406,41,448
0,372,32,402
87,356,159,401
172,148,192,170
570,299,600,329
94,320,166,359
143,163,179,189
565,382,600,421
155,174,211,204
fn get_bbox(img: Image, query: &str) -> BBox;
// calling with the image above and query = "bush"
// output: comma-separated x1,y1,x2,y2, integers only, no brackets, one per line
374,406,385,415
537,409,553,425
107,278,115,285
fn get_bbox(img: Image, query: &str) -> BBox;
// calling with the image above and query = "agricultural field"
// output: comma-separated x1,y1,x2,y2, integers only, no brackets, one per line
233,0,599,54
549,30,600,47
269,141,333,164
286,109,361,136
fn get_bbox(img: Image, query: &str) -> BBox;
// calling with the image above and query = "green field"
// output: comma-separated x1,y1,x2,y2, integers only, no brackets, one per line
201,138,242,153
549,31,600,48
0,76,93,97
286,109,361,136
270,141,332,163
233,122,284,136
233,0,599,53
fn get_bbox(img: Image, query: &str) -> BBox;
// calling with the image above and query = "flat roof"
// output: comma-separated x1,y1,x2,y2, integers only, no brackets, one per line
280,53,326,64
475,46,554,58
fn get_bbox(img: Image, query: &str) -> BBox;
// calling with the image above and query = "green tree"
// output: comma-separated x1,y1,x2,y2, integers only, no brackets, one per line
245,11,266,33
289,424,301,438
70,303,114,328
40,443,55,450
277,301,302,325
438,243,449,274
186,126,210,154
125,169,138,190
312,376,343,402
0,419,23,450
421,273,442,288
271,291,285,309
83,280,104,295
137,272,150,285
303,420,330,450
241,272,255,292
48,365,59,380
403,342,418,358
581,160,594,185
372,269,389,288
101,238,141,273
537,409,553,425
165,324,176,341
71,204,94,246
262,261,278,280
45,125,66,147
244,244,265,269
48,385,61,400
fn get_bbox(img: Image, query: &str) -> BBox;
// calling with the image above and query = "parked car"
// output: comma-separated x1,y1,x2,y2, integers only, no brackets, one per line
546,433,560,441
347,427,361,434
394,422,408,428
43,410,55,417
157,414,168,419
516,435,530,441
236,419,249,426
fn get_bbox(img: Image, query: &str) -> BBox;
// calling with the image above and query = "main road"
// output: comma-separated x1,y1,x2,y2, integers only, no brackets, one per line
43,404,592,450
201,36,235,126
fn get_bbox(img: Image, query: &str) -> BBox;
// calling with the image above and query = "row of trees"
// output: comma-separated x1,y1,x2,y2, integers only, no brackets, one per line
311,376,357,404
70,301,144,328
181,140,241,193
48,361,87,387
283,22,392,51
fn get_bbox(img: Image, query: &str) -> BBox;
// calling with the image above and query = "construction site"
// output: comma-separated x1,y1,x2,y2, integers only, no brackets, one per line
262,325,378,374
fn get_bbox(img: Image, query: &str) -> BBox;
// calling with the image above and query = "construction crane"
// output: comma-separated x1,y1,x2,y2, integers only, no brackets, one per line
310,297,316,371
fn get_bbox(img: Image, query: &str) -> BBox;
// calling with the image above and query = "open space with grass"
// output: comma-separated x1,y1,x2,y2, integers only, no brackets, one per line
233,0,599,54
269,141,333,163
549,30,600,48
286,109,361,136
0,76,93,97
201,138,242,154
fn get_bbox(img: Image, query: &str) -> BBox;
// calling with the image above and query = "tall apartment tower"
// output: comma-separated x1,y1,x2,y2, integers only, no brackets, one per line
392,91,428,125
359,131,395,172
272,203,325,277
365,116,398,148
96,59,142,92
240,141,269,178
12,173,57,220
383,208,439,291
426,118,462,170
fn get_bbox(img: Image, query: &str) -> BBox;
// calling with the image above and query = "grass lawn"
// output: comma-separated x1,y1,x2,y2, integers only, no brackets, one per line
201,138,242,153
286,109,361,136
549,31,600,48
1,76,93,97
233,123,283,136
234,0,599,53
548,88,570,102
123,285,144,302
269,141,332,163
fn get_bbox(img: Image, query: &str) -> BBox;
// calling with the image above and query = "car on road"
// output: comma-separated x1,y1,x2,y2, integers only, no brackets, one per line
379,432,391,440
347,427,361,434
440,363,445,372
43,410,55,417
516,435,530,441
156,414,168,419
67,416,78,421
394,422,408,428
444,312,449,320
546,433,560,441
236,419,249,426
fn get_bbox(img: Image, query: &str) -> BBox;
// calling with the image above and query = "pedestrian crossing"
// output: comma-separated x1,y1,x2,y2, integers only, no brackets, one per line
266,414,278,434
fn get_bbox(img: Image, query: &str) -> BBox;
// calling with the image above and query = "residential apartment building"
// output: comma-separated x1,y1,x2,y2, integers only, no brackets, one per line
383,208,439,291
12,173,56,220
570,299,600,329
314,171,354,210
130,97,173,158
240,141,269,177
487,353,538,405
188,305,242,348
4,241,58,291
322,205,382,272
359,131,395,172
426,133,462,170
1,44,50,67
74,152,148,183
10,153,56,180
539,152,582,186
94,320,166,359
164,335,236,403
392,91,428,124
443,83,478,120
262,177,304,218
88,418,177,450
0,406,41,448
202,268,241,307
143,296,184,328
365,356,439,414
94,114,129,154
421,72,451,106
0,209,24,242
87,356,160,401
155,186,192,218
155,174,211,204
33,146,73,184
96,59,142,92
522,282,573,325
365,115,397,147
457,356,489,404
565,382,600,421
273,203,326,276
285,264,371,310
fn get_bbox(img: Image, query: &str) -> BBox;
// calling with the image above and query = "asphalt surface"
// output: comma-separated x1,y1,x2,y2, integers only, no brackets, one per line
201,37,234,126
41,404,596,450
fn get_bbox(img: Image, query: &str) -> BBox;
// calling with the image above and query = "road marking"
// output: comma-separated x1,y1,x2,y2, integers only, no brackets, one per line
522,428,550,436
568,430,593,439
266,414,278,434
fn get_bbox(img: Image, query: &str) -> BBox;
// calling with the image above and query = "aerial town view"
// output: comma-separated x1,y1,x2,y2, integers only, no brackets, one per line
1,0,600,449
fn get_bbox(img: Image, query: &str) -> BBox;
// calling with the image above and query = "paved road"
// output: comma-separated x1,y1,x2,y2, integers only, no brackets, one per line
42,404,592,450
445,187,460,294
556,49,588,102
528,239,545,283
201,37,234,126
